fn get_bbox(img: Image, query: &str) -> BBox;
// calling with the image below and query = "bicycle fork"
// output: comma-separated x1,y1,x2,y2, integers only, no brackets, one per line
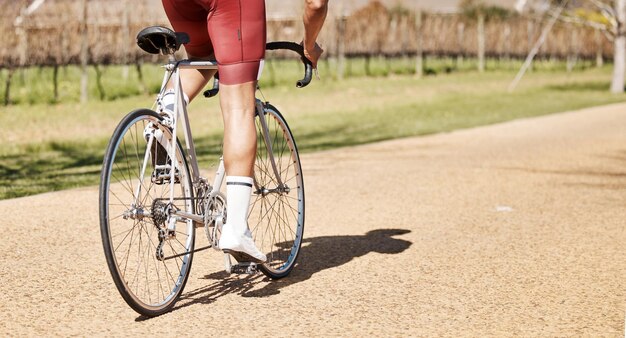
255,100,284,188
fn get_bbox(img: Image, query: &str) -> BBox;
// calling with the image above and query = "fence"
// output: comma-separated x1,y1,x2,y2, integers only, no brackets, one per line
1,1,614,67
0,0,614,103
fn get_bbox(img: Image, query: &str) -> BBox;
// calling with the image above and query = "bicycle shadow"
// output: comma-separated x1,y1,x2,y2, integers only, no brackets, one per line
155,228,412,316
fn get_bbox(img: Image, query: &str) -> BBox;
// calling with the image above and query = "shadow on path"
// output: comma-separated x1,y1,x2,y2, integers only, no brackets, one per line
243,228,413,297
499,149,626,191
142,228,412,318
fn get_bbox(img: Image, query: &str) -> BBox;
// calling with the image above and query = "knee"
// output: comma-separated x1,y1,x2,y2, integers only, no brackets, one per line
305,0,328,12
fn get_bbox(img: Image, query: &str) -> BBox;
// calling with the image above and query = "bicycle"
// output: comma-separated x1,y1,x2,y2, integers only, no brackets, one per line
99,26,311,317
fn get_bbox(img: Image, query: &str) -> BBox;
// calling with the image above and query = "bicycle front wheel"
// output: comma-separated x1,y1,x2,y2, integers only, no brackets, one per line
99,109,194,317
250,103,305,279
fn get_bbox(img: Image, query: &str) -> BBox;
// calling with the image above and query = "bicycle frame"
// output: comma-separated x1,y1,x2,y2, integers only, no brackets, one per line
135,57,285,229
162,59,218,186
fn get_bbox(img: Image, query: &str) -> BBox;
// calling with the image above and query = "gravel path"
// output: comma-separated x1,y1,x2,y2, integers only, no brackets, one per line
1,103,625,336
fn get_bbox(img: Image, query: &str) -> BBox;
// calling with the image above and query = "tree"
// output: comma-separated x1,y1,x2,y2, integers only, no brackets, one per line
509,0,569,92
548,0,626,93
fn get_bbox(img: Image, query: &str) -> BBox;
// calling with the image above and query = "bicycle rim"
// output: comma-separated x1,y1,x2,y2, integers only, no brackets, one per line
99,109,194,316
250,104,305,279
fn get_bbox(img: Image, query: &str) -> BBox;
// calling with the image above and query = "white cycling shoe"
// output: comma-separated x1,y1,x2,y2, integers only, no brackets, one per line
219,226,267,264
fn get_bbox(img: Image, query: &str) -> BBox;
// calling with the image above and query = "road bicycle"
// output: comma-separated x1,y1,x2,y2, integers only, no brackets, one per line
99,26,311,317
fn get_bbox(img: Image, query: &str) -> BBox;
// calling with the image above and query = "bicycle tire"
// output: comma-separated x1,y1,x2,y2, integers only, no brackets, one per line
99,109,195,317
250,103,305,279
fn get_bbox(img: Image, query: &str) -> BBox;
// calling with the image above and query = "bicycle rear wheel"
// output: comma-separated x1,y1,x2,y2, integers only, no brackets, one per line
99,109,194,317
250,103,305,279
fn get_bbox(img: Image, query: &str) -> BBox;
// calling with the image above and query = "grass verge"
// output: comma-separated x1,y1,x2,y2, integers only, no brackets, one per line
1,64,625,199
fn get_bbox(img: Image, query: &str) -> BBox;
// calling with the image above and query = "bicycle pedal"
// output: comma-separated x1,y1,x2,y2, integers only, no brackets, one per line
230,262,259,275
151,167,180,185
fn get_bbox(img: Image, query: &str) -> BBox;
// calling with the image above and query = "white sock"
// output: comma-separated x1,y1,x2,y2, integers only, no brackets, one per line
225,176,254,237
160,89,189,113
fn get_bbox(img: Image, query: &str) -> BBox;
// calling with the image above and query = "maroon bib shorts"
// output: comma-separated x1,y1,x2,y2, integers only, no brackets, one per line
162,0,266,85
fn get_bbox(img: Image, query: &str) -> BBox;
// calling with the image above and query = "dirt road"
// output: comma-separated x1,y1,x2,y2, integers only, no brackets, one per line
1,103,625,336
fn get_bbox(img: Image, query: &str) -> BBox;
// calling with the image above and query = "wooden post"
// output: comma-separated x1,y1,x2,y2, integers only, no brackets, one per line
387,16,397,75
336,13,346,80
566,27,578,73
121,1,130,79
16,27,27,69
415,8,423,78
15,5,30,68
267,58,276,86
457,22,465,69
401,16,410,71
503,23,511,62
80,0,88,103
477,12,485,73
59,27,69,94
526,18,535,72
13,0,46,78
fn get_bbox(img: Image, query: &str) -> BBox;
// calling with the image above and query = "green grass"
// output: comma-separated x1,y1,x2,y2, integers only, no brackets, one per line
0,56,598,105
1,60,625,199
1,64,163,105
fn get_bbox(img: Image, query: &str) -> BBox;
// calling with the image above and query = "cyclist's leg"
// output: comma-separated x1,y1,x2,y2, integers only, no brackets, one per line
208,0,266,176
153,0,216,174
218,82,265,263
209,0,267,263
219,82,257,176
178,65,215,102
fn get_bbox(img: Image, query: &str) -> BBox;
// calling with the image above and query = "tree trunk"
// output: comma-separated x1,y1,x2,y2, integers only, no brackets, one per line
53,64,59,102
4,69,13,106
611,34,625,93
94,64,105,100
611,0,626,93
135,60,148,95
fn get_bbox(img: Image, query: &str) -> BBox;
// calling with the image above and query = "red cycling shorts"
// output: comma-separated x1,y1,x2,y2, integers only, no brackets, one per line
162,0,266,85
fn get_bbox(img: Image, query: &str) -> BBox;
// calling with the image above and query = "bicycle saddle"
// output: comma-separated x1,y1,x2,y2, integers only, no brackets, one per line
136,26,189,55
